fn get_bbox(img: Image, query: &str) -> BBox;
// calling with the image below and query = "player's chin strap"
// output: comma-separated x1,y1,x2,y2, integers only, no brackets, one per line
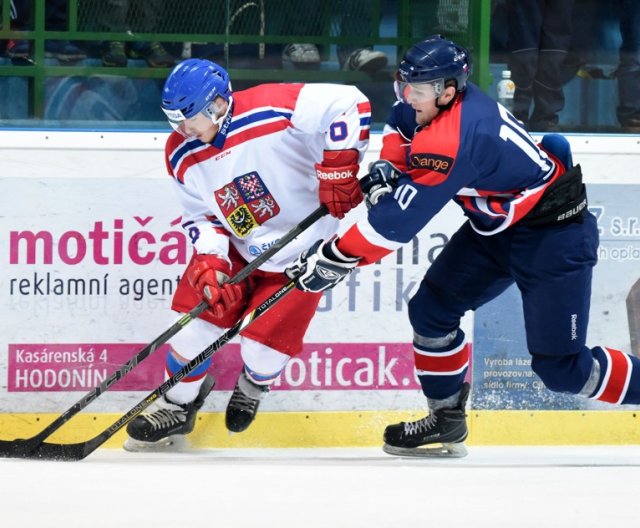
0,205,328,461
211,95,233,128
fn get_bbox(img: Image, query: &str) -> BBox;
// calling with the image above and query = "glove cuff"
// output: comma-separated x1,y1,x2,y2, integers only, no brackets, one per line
324,238,360,265
321,148,359,167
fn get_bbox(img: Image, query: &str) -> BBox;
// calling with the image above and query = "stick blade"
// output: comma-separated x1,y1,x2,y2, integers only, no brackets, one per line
0,439,89,461
0,439,33,459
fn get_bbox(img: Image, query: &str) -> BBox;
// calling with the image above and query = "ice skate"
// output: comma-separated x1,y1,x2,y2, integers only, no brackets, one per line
124,374,214,452
225,371,269,433
383,383,470,458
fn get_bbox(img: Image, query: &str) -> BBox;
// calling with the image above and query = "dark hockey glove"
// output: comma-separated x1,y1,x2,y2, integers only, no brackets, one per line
285,238,360,293
360,160,402,208
316,149,363,219
185,254,245,318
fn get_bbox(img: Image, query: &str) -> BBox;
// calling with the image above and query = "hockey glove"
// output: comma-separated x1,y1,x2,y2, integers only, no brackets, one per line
315,149,363,219
186,254,244,318
286,238,360,293
360,160,402,208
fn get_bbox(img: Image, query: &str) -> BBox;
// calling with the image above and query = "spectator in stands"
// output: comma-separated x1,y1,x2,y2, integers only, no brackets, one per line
5,0,86,63
276,2,323,68
336,0,388,73
507,0,575,131
280,0,388,73
98,0,174,68
1,0,23,61
410,0,470,45
616,0,640,132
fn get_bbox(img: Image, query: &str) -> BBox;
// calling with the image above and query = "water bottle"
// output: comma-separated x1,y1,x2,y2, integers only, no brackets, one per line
181,42,192,59
497,70,515,113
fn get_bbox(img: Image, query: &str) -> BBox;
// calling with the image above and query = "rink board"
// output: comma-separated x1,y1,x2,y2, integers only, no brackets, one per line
2,410,640,448
1,131,640,447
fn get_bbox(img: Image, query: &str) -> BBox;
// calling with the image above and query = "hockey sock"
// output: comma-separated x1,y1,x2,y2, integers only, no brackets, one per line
414,329,470,400
586,346,640,405
164,349,212,404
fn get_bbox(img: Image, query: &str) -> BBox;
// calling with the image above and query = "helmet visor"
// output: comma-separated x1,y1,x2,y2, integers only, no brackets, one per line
162,100,227,135
394,79,445,104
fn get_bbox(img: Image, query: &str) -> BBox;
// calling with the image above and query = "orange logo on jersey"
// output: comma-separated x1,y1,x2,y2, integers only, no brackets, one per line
214,171,280,238
410,153,453,175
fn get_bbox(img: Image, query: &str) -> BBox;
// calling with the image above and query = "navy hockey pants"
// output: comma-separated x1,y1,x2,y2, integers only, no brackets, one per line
408,212,640,405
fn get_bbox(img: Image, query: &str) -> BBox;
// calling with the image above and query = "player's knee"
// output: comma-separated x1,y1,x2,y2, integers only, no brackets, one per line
530,352,592,394
169,317,225,359
407,295,425,330
240,337,290,381
408,282,458,337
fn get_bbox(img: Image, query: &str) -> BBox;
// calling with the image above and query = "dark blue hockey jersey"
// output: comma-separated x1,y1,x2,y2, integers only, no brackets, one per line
338,82,563,264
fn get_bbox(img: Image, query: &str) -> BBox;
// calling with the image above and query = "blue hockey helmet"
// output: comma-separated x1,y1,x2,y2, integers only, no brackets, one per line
394,35,471,103
161,59,233,128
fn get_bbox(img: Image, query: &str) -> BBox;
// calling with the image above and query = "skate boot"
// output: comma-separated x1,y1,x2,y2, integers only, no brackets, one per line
124,374,215,451
225,371,269,433
383,382,470,458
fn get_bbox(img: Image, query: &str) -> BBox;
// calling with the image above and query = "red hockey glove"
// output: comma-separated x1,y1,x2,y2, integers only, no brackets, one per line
315,149,363,219
185,254,244,318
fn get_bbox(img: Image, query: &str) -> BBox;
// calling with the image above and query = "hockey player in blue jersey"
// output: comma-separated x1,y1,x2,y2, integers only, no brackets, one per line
287,35,640,457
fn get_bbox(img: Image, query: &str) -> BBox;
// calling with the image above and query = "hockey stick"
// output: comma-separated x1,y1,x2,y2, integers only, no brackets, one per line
0,205,326,459
0,278,298,461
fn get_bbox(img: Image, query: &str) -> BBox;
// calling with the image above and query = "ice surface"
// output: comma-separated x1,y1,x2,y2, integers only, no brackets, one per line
2,446,640,528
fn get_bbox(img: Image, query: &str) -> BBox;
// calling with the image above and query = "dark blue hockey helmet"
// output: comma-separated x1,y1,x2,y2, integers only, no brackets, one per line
394,35,471,103
161,59,233,129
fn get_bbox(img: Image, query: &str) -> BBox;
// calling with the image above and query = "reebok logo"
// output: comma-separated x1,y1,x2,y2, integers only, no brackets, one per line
317,265,342,281
570,314,578,340
316,169,355,180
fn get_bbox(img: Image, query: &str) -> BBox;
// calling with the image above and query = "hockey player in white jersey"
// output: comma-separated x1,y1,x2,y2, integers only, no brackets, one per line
125,59,371,449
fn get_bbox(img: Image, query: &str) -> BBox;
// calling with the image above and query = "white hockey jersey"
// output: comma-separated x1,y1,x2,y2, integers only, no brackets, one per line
164,83,371,272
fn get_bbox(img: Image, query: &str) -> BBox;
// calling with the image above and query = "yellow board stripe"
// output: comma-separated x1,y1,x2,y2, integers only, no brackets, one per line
1,410,639,448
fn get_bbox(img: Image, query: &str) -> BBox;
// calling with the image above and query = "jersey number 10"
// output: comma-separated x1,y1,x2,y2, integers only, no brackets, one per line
497,105,553,173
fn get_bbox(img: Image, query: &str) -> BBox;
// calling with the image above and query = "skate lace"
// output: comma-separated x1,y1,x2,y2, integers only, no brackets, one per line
145,408,187,431
404,414,437,436
228,389,259,412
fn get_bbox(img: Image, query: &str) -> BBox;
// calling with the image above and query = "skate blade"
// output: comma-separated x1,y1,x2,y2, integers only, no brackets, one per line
123,435,189,453
382,442,468,458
